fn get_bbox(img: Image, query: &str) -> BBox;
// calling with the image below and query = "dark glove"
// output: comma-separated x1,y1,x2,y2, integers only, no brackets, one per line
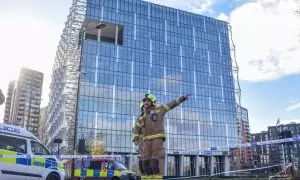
183,94,192,100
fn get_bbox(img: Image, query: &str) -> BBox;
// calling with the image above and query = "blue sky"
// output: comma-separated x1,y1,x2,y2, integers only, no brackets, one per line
0,0,299,133
241,75,300,132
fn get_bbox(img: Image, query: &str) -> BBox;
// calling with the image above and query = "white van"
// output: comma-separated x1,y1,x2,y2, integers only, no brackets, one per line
0,123,65,180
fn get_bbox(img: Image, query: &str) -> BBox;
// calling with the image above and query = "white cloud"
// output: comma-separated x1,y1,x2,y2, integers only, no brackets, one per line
145,0,215,14
249,117,271,133
285,102,300,111
228,0,300,81
216,12,229,22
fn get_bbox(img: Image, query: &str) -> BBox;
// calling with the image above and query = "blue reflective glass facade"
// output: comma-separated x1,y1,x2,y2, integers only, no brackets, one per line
77,0,238,155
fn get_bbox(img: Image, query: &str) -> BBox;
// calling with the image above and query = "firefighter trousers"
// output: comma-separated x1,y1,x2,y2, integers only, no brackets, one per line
142,138,165,176
138,140,145,175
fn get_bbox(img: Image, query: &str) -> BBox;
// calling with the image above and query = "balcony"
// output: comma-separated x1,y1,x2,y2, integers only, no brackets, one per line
30,114,39,118
30,104,40,109
18,111,24,116
32,95,41,100
19,98,26,102
31,110,40,114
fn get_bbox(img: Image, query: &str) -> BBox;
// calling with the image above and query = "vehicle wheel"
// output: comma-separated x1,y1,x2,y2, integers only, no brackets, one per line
112,177,120,180
46,173,60,180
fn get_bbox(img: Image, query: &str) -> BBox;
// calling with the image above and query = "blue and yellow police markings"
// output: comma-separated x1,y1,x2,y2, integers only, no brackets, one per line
74,169,122,178
32,157,45,168
0,149,18,164
0,148,61,170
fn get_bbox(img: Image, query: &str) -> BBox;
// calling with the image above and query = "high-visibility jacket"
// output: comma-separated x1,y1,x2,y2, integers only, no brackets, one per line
133,96,186,141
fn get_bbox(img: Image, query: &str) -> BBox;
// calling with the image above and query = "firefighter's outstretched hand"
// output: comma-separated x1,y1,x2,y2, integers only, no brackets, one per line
183,94,192,100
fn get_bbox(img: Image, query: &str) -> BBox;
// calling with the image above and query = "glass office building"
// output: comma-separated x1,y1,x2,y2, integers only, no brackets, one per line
47,0,238,176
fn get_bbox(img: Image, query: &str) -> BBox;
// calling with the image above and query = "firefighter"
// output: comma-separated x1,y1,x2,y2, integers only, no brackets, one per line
0,89,5,105
133,93,189,180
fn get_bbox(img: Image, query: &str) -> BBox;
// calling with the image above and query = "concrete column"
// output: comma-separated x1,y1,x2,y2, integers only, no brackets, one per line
97,29,101,42
115,25,119,45
195,155,200,177
210,156,214,176
179,155,184,176
128,155,133,171
164,154,168,176
224,155,230,176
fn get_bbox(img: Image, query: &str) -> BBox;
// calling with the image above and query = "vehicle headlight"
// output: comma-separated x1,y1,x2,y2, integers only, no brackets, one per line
58,163,65,175
121,172,128,176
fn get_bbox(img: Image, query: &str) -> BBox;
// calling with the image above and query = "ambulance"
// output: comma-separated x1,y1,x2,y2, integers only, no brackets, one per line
0,123,65,180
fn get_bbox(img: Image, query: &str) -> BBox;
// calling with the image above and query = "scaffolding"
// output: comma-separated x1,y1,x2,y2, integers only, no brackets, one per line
45,0,87,154
228,25,243,170
228,25,242,141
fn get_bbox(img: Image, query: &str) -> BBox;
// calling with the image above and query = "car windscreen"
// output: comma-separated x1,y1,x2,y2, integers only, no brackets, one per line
114,161,127,170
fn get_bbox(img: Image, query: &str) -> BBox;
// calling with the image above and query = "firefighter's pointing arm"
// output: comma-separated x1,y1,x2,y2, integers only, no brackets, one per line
161,94,190,113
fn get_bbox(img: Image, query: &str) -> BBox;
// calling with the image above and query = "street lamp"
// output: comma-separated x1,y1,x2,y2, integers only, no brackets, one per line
71,22,106,178
92,23,106,31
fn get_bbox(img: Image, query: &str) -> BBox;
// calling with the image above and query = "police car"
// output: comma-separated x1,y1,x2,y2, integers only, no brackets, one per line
0,123,65,180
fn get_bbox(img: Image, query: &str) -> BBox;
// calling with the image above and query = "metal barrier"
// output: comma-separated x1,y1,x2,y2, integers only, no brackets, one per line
1,136,299,159
173,137,300,154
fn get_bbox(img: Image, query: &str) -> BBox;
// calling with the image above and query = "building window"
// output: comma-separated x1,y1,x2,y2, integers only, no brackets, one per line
83,21,124,46
89,161,103,170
